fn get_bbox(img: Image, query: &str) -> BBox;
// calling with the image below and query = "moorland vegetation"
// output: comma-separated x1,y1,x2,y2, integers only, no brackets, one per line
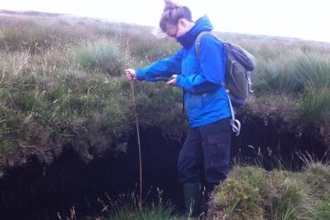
1,10,330,219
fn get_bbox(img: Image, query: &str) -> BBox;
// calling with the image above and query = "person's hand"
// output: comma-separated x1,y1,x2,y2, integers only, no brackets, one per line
125,69,137,80
166,74,177,86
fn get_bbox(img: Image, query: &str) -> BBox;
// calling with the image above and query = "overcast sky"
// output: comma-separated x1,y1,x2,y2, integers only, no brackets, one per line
1,0,329,43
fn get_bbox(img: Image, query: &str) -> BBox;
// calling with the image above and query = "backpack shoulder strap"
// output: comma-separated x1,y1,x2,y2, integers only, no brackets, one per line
195,31,213,58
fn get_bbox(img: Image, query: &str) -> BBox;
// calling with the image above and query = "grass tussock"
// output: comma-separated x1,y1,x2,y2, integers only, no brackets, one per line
75,189,185,220
74,38,128,76
208,159,330,220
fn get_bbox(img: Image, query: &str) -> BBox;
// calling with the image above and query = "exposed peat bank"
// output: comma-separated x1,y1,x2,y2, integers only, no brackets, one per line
0,116,328,220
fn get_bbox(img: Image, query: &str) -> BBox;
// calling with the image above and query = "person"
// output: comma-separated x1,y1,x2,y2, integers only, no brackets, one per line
125,0,232,218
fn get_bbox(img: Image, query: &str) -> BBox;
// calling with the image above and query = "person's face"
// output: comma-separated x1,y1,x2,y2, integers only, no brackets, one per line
165,19,188,39
165,24,179,38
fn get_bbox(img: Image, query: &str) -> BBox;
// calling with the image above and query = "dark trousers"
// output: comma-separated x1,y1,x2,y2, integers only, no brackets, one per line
178,118,231,185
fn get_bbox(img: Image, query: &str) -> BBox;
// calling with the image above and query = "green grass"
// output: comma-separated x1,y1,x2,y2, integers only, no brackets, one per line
74,38,128,75
208,160,330,220
75,189,186,220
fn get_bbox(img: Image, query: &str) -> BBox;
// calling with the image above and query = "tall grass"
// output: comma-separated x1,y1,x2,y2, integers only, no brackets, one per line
90,189,184,220
74,38,128,75
294,53,330,124
209,160,330,220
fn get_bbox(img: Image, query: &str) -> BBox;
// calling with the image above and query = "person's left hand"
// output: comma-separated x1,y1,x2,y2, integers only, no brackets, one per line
166,74,178,86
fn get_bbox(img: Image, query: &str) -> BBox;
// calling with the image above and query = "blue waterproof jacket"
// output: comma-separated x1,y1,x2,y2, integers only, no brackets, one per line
136,15,230,128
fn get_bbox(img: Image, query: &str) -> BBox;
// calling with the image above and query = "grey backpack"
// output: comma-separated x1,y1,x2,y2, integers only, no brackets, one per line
195,31,256,135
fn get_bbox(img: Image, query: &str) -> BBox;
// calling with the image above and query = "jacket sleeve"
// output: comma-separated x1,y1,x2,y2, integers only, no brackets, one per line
136,49,184,82
176,34,226,93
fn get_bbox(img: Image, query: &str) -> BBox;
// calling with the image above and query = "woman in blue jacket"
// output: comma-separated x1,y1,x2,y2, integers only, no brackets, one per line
125,1,231,217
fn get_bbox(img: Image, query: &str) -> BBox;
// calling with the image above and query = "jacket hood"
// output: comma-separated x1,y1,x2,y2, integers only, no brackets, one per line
177,15,213,49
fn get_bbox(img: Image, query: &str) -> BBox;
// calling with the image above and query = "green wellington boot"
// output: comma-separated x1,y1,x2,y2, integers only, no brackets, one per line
183,183,201,219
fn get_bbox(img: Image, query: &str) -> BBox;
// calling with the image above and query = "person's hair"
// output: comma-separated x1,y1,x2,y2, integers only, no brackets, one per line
159,0,192,31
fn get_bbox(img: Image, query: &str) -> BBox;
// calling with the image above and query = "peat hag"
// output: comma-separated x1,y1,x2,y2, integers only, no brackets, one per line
0,118,327,220
0,128,183,220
